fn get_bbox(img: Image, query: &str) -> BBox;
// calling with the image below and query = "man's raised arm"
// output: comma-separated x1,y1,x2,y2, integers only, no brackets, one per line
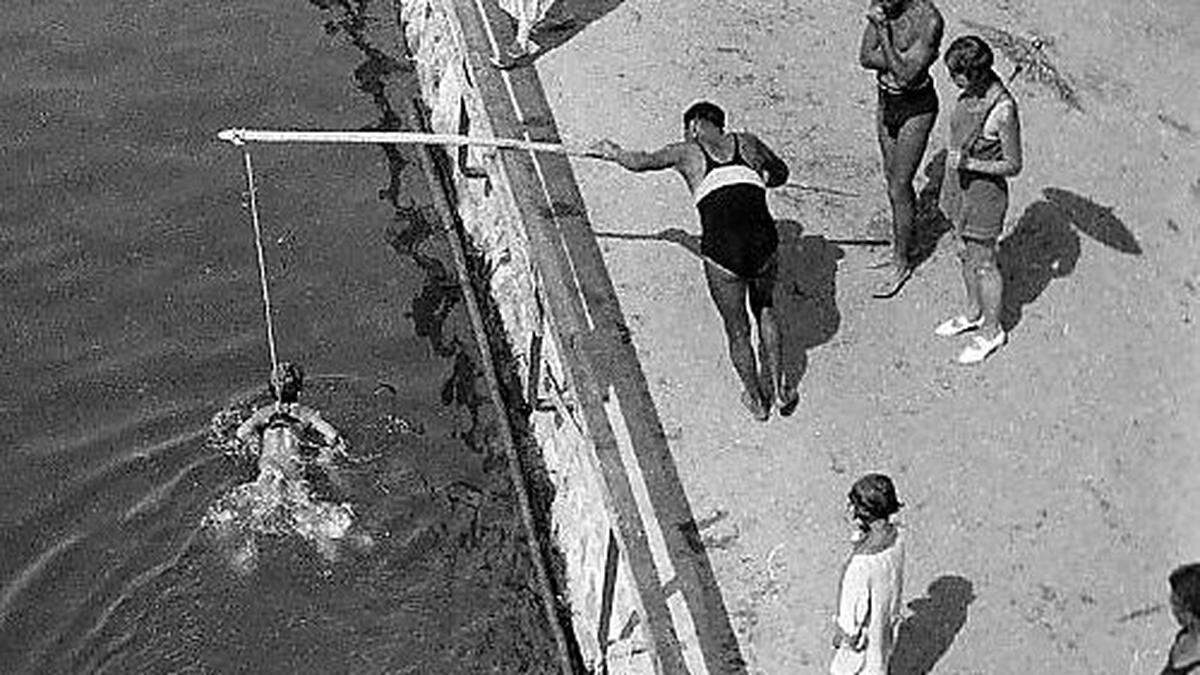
860,22,887,71
869,8,944,88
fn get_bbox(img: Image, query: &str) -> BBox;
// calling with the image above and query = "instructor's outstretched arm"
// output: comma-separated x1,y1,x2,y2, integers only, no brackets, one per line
590,139,687,173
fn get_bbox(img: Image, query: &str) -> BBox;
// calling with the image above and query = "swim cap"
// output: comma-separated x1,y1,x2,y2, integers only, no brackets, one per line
270,362,304,402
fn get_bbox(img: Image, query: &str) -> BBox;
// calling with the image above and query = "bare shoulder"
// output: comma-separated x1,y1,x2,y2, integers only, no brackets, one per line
736,132,775,158
917,0,945,37
294,404,323,421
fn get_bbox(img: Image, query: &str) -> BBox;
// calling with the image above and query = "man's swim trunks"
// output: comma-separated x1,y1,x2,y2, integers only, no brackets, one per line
878,76,939,138
692,134,779,283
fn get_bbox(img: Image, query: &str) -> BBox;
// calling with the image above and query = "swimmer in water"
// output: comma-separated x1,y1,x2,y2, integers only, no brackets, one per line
208,363,365,573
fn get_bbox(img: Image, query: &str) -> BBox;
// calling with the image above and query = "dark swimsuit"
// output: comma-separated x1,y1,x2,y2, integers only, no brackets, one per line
694,134,778,283
878,75,939,138
1163,632,1200,675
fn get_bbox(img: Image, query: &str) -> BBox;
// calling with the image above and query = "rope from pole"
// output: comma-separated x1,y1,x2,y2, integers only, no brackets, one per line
235,140,281,386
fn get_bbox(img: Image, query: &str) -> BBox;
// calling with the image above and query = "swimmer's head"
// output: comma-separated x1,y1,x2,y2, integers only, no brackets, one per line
683,101,725,140
945,35,995,88
270,362,304,403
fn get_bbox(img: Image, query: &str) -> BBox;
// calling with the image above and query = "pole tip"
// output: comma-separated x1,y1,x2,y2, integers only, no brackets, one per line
218,129,244,145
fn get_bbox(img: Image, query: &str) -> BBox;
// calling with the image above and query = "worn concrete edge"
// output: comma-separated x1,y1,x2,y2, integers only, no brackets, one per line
390,74,581,675
438,0,746,672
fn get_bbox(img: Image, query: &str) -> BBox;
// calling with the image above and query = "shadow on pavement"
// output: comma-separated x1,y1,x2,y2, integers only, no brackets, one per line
998,197,1082,331
909,149,953,271
775,220,844,387
593,223,844,389
889,575,976,675
1042,187,1142,255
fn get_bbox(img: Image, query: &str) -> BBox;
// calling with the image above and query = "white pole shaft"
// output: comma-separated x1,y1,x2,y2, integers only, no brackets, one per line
218,128,598,157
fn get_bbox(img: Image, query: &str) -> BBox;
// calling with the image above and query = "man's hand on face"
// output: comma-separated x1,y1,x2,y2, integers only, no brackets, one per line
866,3,888,26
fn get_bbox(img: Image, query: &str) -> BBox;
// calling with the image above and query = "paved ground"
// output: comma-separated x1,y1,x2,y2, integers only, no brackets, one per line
516,0,1197,672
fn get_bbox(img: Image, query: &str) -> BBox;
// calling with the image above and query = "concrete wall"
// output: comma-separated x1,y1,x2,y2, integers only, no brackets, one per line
395,1,740,672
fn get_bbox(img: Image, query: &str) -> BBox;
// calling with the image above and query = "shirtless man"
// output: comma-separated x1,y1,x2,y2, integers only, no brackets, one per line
859,0,945,298
591,102,796,420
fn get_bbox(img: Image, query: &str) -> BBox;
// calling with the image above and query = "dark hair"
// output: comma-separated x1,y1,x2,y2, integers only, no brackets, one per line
945,35,995,79
271,362,304,403
683,101,725,130
849,473,903,521
1170,563,1200,618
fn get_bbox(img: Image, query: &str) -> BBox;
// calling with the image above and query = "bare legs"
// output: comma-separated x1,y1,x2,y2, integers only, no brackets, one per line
874,108,937,297
960,239,1003,338
704,260,784,419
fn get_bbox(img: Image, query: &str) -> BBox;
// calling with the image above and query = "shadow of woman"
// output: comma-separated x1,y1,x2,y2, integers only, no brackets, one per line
889,575,976,675
997,199,1081,331
774,220,844,389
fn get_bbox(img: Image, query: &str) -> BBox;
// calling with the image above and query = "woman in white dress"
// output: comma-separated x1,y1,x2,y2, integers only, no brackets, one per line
831,474,906,675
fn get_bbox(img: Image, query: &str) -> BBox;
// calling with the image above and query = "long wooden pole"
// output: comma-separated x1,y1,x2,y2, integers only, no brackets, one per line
217,128,600,157
217,129,861,197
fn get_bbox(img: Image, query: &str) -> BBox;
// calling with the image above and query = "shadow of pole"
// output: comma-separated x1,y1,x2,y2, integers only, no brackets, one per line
593,222,845,390
889,575,976,675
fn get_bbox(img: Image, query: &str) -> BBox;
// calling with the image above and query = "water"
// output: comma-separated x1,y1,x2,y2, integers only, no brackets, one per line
0,1,558,672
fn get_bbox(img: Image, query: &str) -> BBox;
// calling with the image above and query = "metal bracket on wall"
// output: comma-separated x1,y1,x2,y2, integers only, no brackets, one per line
457,97,492,193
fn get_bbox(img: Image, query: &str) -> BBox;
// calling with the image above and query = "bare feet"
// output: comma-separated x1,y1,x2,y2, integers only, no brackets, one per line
872,265,913,299
777,387,800,417
490,39,539,70
741,389,769,422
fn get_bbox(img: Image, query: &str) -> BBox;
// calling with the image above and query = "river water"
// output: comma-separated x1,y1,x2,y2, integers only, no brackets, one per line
0,1,558,672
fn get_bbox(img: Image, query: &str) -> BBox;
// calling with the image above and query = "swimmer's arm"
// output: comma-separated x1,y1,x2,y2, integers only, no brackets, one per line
874,13,943,88
859,23,887,71
235,407,272,445
590,139,688,172
742,134,790,188
962,102,1023,177
296,406,344,449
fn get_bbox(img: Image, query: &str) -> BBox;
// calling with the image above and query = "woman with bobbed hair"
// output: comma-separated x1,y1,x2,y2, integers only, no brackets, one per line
830,474,906,675
936,35,1023,365
1164,563,1200,674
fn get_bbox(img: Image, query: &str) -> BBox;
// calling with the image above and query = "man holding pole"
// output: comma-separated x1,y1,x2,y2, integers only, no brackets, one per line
590,102,796,421
859,0,944,298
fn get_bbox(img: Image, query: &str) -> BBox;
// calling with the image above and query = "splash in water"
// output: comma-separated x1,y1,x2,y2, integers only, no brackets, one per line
203,400,373,575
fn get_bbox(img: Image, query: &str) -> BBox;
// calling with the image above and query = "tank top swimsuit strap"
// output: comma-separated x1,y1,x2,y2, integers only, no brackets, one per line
699,134,743,175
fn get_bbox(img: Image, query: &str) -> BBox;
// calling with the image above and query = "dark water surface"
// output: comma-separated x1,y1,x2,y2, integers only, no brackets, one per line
0,1,557,672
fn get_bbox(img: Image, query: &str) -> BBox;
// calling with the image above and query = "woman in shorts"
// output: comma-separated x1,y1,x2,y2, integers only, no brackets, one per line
935,35,1024,364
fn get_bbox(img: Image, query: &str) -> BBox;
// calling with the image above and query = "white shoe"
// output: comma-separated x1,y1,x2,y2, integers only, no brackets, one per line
934,314,984,337
957,331,1006,364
